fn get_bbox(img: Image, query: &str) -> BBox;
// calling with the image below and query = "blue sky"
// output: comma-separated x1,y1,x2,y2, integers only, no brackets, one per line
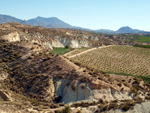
1,0,150,31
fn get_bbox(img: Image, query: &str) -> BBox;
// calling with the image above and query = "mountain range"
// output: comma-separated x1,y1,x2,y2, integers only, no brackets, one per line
0,14,149,34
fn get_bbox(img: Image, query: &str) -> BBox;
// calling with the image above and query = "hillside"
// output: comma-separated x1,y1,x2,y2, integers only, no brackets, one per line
0,22,150,112
0,39,150,112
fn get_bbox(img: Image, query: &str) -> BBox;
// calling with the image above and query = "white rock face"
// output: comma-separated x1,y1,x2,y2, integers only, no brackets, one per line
1,32,20,42
31,39,53,50
53,36,90,48
54,79,132,104
70,40,89,48
49,40,64,48
41,42,53,50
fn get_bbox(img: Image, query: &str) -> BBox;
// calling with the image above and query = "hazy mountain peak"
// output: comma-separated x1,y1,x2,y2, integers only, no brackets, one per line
22,16,72,28
0,14,22,24
117,26,140,33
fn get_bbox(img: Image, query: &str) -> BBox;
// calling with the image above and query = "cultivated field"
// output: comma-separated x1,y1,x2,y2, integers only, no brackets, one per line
71,45,150,77
134,36,150,43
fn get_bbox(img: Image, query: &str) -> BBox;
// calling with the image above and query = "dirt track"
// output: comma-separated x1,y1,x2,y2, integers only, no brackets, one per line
68,45,113,58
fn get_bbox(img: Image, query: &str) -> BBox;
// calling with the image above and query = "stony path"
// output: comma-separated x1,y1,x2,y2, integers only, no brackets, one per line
68,45,113,58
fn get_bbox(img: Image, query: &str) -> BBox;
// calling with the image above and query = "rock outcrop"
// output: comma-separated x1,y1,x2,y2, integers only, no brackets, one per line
49,39,64,48
54,36,90,48
1,31,20,42
55,79,132,104
31,39,53,50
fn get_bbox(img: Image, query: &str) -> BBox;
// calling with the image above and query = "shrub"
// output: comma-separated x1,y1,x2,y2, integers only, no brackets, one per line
71,82,76,91
59,105,71,113
66,82,70,86
130,87,138,95
133,45,150,48
65,45,70,49
121,102,135,111
77,110,82,113
81,84,85,89
54,96,62,103
145,96,150,100
80,77,87,82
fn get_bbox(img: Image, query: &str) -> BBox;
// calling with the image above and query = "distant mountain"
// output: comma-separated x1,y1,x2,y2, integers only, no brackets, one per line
0,14,92,30
0,14,22,24
96,29,115,34
0,14,73,28
116,26,143,33
0,14,149,34
96,27,150,34
22,16,73,28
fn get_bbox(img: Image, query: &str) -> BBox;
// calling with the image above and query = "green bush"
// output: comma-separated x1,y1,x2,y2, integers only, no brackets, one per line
133,45,150,48
59,105,71,113
65,45,70,49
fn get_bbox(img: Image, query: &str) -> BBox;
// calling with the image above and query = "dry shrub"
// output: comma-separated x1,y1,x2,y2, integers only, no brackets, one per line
71,81,77,91
80,84,85,89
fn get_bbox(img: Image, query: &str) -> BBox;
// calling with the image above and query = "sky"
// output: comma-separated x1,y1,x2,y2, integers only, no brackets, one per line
1,0,150,31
